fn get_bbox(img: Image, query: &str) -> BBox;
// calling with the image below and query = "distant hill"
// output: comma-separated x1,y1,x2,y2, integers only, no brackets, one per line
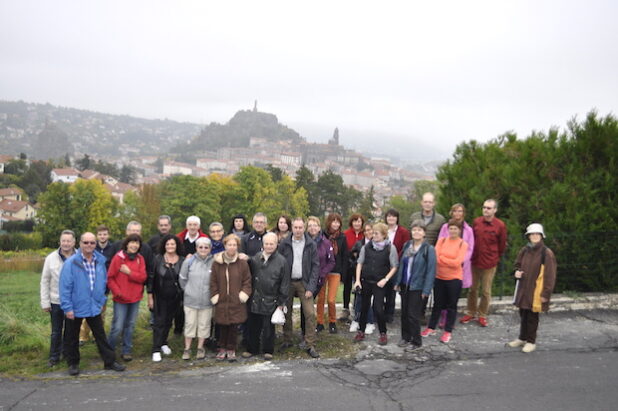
173,108,304,153
0,100,202,158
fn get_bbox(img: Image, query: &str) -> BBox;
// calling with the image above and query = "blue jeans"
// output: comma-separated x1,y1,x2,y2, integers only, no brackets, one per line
108,301,140,355
49,303,65,361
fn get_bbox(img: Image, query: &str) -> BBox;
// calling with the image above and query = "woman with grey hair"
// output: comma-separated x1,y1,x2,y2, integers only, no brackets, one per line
179,236,214,360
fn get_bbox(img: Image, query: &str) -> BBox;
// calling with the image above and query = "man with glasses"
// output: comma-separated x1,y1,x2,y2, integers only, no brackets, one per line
242,212,268,257
60,232,125,376
461,199,507,327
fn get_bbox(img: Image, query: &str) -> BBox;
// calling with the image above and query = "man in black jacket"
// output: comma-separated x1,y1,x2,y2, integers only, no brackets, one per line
243,233,290,360
241,212,268,257
148,215,172,251
278,218,320,358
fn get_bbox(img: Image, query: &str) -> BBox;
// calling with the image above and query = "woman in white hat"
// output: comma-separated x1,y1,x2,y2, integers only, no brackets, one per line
507,223,557,353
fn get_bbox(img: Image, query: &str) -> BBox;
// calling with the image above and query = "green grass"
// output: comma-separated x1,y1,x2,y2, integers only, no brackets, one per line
0,270,357,378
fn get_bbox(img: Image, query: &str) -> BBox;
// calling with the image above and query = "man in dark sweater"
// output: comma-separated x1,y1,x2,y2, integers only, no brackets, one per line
148,215,172,252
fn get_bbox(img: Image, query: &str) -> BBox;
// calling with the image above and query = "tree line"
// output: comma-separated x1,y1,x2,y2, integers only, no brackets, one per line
437,110,618,292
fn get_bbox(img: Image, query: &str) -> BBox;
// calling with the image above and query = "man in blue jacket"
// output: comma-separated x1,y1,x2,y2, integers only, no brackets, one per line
60,232,125,376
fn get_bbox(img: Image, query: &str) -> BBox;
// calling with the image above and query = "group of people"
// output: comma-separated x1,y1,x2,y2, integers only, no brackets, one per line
39,193,557,375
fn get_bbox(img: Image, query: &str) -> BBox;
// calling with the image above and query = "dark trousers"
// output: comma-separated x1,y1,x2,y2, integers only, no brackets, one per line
342,267,354,310
173,295,184,334
400,289,423,345
218,324,239,351
49,303,65,362
519,308,540,343
421,295,429,317
359,281,387,334
428,279,462,333
152,295,179,353
64,314,116,367
247,312,276,355
385,286,396,320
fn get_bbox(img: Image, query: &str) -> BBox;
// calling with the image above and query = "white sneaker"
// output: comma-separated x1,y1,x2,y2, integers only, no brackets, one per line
507,339,525,348
349,321,359,332
152,352,162,362
522,343,536,353
161,345,172,355
365,323,375,335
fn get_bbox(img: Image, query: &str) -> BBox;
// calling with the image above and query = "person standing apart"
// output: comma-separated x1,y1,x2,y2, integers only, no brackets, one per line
507,223,556,353
60,232,125,376
461,199,507,327
107,234,147,362
422,220,468,343
40,229,76,367
210,234,252,362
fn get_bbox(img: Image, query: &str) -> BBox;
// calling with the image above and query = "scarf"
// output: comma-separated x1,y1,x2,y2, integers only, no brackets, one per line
372,240,388,251
222,252,238,265
127,252,138,261
328,228,341,255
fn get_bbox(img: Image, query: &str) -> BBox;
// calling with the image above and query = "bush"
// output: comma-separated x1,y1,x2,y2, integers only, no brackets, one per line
0,232,42,251
2,220,35,232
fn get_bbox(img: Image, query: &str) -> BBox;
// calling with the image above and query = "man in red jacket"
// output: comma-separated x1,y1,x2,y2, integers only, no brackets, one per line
461,199,507,327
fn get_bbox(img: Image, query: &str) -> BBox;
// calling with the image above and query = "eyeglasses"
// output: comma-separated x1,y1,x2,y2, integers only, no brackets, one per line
81,241,96,245
210,229,224,233
197,246,211,249
482,206,494,210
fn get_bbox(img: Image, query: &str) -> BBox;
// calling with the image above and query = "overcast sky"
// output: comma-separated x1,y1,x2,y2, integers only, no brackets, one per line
1,0,617,161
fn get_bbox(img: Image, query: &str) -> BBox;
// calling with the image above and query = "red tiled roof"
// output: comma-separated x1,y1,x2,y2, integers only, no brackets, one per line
0,199,30,213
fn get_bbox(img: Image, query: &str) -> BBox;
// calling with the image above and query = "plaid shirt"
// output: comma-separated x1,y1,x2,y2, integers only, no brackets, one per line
82,254,97,292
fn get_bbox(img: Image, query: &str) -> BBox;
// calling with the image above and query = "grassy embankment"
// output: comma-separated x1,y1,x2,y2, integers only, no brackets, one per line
0,260,357,379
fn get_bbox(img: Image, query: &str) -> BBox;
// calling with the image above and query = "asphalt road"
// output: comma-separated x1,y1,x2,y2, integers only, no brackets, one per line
2,309,617,411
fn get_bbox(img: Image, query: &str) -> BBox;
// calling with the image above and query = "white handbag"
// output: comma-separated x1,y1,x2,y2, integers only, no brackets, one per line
271,306,287,325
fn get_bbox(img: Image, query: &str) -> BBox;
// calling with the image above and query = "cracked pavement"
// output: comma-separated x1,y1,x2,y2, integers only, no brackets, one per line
1,309,617,411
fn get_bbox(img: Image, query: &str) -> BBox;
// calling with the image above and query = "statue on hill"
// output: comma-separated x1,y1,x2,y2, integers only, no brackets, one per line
253,100,258,112
328,127,340,145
